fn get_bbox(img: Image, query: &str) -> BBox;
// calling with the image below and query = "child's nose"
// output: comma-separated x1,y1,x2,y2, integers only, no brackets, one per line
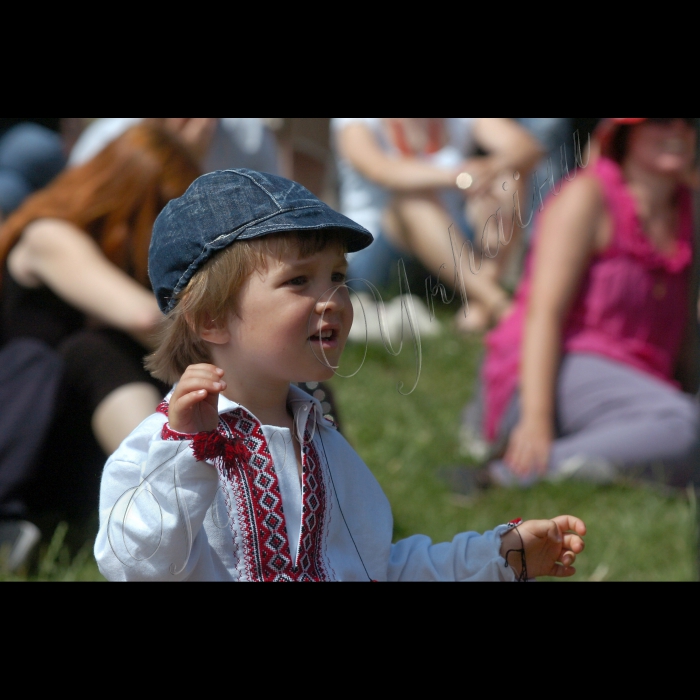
315,286,347,315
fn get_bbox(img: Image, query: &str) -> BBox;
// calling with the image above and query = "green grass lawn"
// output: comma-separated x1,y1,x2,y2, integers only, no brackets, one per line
331,325,698,582
3,316,697,581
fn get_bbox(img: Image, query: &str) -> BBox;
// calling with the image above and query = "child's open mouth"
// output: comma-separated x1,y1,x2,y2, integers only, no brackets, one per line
308,328,339,348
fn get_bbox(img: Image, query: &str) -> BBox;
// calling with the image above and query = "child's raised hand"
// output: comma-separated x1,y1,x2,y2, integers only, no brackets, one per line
499,515,586,580
169,364,226,434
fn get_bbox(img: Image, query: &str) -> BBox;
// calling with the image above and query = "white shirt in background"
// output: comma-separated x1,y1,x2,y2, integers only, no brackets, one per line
331,118,476,240
69,118,280,175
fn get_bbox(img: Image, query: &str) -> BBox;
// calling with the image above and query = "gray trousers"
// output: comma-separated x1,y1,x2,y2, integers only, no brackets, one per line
493,353,700,488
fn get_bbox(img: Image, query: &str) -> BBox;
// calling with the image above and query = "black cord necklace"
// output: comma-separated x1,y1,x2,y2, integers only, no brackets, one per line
314,412,376,582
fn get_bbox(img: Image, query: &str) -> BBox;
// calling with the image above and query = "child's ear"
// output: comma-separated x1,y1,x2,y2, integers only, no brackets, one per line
194,313,231,345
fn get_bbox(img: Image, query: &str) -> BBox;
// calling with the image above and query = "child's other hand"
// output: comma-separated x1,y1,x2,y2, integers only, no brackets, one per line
169,364,226,434
500,515,586,580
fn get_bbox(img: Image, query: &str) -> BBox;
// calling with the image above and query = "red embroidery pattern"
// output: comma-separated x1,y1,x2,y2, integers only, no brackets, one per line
158,399,330,582
219,410,294,582
296,432,329,581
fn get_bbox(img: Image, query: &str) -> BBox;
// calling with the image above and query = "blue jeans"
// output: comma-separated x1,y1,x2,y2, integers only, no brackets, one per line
347,232,443,296
0,123,66,216
348,212,475,294
347,232,403,291
515,119,575,241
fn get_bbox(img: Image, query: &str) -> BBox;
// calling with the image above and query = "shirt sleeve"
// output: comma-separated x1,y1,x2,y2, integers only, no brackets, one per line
93,414,221,582
387,525,518,582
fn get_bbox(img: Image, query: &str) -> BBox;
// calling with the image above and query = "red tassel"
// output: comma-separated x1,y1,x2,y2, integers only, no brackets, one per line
191,430,250,476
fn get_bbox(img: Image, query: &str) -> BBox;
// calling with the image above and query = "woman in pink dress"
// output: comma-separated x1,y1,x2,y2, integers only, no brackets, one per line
479,118,700,488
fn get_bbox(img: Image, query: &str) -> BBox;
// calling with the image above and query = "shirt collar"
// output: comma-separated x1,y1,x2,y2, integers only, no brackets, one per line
213,382,320,412
165,383,332,431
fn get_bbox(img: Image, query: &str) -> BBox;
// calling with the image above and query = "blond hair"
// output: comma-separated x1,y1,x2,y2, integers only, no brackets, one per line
145,230,348,384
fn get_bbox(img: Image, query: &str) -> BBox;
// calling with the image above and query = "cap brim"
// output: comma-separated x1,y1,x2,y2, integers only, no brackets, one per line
210,202,374,253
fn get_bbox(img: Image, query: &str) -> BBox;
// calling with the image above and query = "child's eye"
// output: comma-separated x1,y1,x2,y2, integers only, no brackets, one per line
287,276,307,286
331,272,347,284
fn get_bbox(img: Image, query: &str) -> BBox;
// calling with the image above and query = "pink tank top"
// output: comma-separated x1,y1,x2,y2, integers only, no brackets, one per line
483,157,693,441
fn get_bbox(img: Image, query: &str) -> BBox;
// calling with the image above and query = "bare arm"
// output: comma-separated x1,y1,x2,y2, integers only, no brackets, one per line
472,118,544,173
464,118,545,196
7,218,162,347
336,122,459,191
504,175,604,475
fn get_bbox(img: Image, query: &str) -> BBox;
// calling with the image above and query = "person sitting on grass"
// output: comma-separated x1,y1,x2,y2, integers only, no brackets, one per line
0,124,200,572
94,169,586,582
480,118,700,489
333,118,544,333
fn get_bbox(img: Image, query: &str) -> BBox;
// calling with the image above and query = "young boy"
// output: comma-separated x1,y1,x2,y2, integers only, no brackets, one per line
94,168,585,582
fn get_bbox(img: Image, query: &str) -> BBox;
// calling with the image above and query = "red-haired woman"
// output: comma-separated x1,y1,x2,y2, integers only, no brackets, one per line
478,118,700,489
0,124,199,564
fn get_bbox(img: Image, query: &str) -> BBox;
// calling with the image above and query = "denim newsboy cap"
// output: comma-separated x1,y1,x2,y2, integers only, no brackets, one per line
149,168,373,313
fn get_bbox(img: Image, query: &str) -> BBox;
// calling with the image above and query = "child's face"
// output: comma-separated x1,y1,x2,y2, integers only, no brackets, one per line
218,243,351,386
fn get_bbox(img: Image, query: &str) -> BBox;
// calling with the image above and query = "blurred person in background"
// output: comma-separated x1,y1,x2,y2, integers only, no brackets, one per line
0,120,66,225
0,123,199,569
515,119,575,231
332,118,543,333
474,118,700,489
70,117,280,175
274,118,333,201
485,119,577,292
